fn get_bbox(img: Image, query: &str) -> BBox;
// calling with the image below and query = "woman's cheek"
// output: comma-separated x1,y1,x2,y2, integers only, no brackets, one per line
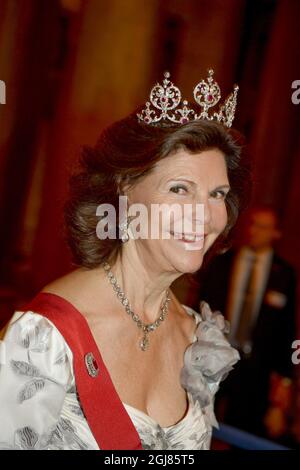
220,205,228,233
214,204,228,235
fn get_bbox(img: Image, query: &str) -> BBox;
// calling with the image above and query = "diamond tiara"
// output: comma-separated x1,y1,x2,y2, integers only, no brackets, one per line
137,69,239,128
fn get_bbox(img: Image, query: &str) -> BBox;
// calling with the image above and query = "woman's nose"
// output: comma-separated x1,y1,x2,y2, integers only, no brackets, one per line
190,199,211,232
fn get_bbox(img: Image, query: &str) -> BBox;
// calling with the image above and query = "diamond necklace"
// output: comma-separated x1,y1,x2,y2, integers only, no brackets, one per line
103,262,171,351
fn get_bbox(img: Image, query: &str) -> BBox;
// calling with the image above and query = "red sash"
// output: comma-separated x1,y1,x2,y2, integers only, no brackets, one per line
23,292,143,450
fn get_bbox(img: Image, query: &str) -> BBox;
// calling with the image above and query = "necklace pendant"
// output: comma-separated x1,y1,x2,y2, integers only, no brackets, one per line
140,333,149,351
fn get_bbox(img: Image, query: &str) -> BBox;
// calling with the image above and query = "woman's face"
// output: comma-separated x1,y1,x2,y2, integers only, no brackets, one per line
124,148,230,274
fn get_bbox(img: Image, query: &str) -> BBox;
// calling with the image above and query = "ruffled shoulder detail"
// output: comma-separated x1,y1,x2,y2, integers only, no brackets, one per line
180,301,240,428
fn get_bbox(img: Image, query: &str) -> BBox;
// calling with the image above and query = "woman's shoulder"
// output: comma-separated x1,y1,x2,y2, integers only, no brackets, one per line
3,269,90,362
181,303,202,325
39,266,113,322
1,308,74,390
39,267,92,309
3,309,71,356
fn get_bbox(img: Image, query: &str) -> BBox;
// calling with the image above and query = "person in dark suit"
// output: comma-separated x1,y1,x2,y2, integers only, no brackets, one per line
197,206,297,439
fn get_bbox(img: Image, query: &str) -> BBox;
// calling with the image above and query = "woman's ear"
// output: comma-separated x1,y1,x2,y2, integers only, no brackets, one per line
116,174,132,197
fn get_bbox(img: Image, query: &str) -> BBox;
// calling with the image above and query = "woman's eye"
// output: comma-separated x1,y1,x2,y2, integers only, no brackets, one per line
169,185,188,195
211,190,227,200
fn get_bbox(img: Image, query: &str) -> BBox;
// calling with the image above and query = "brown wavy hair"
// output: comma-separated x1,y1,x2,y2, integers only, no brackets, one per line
64,112,252,269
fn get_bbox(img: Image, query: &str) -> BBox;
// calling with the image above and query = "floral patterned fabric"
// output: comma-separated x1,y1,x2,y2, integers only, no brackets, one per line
0,302,239,450
123,391,211,450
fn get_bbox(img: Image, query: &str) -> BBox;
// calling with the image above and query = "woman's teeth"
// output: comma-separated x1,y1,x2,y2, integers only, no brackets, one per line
170,231,204,242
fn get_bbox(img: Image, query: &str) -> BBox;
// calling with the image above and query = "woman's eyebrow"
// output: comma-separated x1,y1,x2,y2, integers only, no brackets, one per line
213,184,231,191
167,179,231,191
166,178,196,185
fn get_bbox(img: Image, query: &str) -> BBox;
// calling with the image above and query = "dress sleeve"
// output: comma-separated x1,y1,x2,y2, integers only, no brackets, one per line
0,311,74,450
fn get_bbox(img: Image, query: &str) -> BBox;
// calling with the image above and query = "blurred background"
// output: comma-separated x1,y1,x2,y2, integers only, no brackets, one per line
0,0,300,449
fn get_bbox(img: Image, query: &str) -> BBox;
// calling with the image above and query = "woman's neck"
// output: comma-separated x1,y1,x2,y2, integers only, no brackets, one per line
109,248,180,324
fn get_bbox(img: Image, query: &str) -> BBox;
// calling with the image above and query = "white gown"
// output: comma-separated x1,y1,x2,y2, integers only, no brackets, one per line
0,300,239,450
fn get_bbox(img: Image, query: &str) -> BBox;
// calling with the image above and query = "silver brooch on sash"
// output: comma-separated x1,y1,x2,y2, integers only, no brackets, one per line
84,352,99,377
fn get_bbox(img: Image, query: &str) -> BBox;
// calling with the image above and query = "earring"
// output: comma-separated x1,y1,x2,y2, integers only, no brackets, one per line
119,219,129,243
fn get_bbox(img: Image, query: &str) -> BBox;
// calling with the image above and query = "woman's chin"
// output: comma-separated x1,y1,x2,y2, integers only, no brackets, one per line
171,251,204,274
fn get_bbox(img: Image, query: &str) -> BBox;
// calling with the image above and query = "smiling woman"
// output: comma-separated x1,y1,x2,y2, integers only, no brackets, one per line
64,116,247,269
0,72,251,450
